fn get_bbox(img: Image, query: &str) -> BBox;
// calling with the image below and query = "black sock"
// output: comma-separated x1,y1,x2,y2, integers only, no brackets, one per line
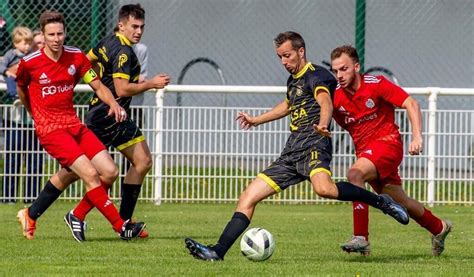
336,181,382,208
120,183,142,220
213,212,250,258
28,180,63,220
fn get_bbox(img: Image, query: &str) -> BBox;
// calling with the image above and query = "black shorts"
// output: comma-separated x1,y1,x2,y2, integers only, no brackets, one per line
259,137,332,192
86,116,145,151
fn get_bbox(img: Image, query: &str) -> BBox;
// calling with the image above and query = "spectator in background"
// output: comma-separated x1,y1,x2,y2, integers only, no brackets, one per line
32,29,45,51
1,26,43,203
1,26,33,102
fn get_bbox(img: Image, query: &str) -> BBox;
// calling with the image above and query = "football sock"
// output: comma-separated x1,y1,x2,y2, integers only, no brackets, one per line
73,196,94,221
73,182,109,221
213,212,250,258
352,201,369,240
28,180,62,220
336,181,381,208
86,186,124,232
120,183,142,220
413,208,443,235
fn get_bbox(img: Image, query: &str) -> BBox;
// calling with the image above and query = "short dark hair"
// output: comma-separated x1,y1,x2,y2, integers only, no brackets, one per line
331,45,359,63
273,31,305,51
119,4,145,21
39,10,65,32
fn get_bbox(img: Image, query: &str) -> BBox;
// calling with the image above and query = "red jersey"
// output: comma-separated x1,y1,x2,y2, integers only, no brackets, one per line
332,75,409,154
16,46,93,137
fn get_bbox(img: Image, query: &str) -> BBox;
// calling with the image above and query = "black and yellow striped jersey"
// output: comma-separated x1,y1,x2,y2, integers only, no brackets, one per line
87,33,141,118
280,62,337,155
286,62,336,133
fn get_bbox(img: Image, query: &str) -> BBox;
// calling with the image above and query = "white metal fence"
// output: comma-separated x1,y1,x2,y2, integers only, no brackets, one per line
1,85,473,205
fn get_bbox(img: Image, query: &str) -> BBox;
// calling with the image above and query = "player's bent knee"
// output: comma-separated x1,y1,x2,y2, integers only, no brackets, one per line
237,197,257,212
102,166,119,184
238,190,259,209
134,154,152,174
347,168,365,185
312,180,338,199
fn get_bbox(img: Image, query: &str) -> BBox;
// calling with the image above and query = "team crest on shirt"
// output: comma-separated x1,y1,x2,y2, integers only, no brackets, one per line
295,85,304,96
68,65,76,75
365,98,375,108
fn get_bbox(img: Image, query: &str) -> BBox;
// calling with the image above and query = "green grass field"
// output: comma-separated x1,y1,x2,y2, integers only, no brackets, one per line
0,202,472,276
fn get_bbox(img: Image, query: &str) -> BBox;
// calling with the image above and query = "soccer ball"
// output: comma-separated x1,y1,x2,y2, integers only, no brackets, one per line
240,227,275,261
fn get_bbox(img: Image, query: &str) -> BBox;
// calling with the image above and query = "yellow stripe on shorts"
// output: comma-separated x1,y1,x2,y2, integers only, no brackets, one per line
117,135,145,151
257,173,282,193
309,168,332,178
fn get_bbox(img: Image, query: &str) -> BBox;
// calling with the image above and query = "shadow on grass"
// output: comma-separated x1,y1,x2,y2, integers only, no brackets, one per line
343,253,466,263
157,235,217,240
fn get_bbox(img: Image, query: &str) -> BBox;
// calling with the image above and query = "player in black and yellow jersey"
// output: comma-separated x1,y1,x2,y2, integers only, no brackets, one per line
63,4,170,241
185,31,410,261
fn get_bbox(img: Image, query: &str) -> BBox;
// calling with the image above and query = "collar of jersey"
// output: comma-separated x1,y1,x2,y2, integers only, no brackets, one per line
292,62,314,79
115,33,133,46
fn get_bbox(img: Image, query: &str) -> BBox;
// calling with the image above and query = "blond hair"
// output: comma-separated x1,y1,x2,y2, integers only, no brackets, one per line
12,26,33,44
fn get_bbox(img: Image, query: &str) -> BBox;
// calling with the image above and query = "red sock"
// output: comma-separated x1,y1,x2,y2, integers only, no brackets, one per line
353,201,369,240
73,182,109,221
414,208,443,235
73,197,94,221
86,186,124,232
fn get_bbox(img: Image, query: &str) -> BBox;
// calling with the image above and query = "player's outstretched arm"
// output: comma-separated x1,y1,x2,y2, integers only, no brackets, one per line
402,96,423,155
89,79,127,122
236,100,289,130
113,73,171,97
313,90,333,137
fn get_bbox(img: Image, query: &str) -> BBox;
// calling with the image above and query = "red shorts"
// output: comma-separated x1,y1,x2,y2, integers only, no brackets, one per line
358,139,403,193
38,124,106,167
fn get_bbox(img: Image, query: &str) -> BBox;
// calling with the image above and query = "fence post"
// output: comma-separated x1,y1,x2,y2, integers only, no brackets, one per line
427,88,439,207
154,89,164,205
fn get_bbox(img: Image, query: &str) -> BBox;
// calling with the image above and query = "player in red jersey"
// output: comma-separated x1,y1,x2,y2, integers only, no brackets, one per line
15,10,146,242
327,45,451,256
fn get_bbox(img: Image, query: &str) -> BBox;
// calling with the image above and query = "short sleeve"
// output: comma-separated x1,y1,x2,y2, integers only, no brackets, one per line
78,52,93,77
310,72,336,98
87,47,99,61
112,46,133,80
15,59,30,88
376,76,409,107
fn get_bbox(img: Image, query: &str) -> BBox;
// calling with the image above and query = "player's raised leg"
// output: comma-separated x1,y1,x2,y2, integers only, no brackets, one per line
309,171,409,225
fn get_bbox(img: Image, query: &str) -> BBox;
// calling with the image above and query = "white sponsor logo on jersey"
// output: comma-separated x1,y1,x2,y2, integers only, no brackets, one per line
41,84,75,98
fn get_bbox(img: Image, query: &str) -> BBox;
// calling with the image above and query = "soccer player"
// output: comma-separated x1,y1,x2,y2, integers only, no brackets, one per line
61,4,170,241
329,45,452,256
184,31,410,261
15,10,146,241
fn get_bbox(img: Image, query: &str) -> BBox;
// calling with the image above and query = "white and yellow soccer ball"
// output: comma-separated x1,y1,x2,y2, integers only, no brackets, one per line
240,227,275,261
